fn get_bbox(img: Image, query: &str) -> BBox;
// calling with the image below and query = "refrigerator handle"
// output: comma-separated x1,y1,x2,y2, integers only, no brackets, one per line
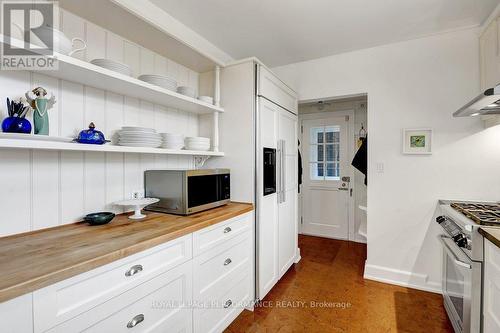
281,140,286,203
277,140,282,204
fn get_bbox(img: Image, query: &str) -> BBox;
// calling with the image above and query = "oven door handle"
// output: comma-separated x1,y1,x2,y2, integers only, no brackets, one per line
439,235,472,269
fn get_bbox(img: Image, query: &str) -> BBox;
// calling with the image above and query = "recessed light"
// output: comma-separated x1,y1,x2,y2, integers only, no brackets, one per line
470,112,481,117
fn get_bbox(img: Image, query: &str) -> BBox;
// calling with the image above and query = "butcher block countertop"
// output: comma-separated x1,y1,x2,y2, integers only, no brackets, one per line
0,202,253,303
479,227,500,249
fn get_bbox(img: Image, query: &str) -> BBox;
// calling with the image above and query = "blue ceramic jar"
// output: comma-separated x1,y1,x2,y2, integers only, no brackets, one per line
2,117,32,134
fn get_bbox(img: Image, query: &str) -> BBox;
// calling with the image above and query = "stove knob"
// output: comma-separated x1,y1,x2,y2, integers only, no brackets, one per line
436,216,446,224
453,234,468,248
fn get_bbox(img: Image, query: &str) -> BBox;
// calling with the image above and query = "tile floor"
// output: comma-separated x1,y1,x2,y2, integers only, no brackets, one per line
226,235,453,332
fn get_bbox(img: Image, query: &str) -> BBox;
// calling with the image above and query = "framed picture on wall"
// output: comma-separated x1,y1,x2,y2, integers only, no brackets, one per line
402,128,432,154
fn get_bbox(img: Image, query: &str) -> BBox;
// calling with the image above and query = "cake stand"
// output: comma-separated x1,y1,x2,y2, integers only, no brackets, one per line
113,198,160,220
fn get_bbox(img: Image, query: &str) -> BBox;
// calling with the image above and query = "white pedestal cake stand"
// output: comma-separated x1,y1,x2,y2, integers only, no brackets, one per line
114,198,160,220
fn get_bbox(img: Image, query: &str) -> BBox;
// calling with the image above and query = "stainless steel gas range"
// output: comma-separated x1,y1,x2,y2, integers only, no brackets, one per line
437,200,500,333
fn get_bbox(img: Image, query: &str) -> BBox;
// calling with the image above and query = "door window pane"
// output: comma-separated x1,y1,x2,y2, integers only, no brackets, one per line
325,163,339,179
309,163,324,180
309,125,341,181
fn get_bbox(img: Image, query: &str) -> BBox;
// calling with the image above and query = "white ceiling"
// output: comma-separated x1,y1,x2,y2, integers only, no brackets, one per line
150,0,499,67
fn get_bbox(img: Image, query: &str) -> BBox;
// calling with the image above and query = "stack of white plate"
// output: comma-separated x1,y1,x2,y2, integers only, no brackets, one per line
177,86,196,98
160,133,184,150
138,74,177,92
118,127,162,148
90,59,132,77
198,96,214,104
185,136,210,151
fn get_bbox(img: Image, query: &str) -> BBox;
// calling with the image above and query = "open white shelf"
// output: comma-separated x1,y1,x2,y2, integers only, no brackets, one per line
0,139,224,156
0,36,224,115
46,53,223,114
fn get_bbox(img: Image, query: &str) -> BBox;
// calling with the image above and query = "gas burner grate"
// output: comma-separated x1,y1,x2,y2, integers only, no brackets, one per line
451,202,500,226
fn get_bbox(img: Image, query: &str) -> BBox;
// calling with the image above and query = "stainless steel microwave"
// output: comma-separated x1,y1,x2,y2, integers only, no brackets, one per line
144,169,230,215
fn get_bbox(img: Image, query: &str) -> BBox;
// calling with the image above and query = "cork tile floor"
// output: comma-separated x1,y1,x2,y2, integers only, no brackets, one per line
226,235,453,333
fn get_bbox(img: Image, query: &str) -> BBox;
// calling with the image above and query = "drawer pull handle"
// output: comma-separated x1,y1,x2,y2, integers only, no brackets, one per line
127,314,144,328
224,299,233,308
125,264,143,277
224,227,232,233
224,258,232,266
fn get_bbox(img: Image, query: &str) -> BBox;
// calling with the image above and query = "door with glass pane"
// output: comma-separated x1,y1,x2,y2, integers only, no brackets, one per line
301,117,349,239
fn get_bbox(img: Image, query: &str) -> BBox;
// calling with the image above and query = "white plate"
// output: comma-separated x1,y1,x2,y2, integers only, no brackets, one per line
121,127,156,133
119,133,161,138
118,142,161,147
0,133,73,142
91,59,132,76
118,139,161,142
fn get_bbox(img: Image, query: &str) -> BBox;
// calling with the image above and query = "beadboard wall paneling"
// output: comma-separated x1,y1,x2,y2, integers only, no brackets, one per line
0,8,200,236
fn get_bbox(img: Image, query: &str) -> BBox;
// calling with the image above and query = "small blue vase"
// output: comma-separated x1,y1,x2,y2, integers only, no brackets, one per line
2,117,32,134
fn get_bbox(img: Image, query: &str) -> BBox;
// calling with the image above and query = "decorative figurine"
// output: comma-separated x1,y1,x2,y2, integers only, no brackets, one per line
25,87,56,135
1,97,32,134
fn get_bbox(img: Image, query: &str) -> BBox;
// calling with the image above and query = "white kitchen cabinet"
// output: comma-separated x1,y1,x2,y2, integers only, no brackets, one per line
480,17,500,91
0,294,33,333
34,235,193,333
0,211,253,333
258,65,298,114
47,261,193,333
483,238,500,333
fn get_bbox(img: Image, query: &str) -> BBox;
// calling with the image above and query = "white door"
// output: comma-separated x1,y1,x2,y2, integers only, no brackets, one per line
301,116,350,239
277,110,298,278
257,97,279,299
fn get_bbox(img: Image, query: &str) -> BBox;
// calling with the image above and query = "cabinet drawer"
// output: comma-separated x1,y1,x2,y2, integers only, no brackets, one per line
34,235,192,333
194,231,251,301
47,260,193,333
193,212,252,256
194,275,251,333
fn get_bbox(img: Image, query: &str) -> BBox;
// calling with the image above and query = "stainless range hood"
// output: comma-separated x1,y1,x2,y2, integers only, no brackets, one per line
453,84,500,117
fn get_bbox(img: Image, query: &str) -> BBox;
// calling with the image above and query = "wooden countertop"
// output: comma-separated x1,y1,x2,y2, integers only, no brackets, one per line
0,202,253,303
479,227,500,249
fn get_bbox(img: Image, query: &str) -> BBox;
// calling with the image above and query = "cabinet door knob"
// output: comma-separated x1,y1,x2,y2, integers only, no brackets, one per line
224,299,233,308
127,314,144,328
224,258,232,266
223,227,232,233
125,264,143,277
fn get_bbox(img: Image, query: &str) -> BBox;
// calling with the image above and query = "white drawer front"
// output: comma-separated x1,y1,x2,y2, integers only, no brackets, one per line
47,260,193,333
194,275,250,333
193,212,252,256
194,231,251,302
0,293,33,333
34,235,192,333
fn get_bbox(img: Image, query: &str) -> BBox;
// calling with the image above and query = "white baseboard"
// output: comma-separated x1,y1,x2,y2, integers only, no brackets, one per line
364,263,441,294
294,248,301,263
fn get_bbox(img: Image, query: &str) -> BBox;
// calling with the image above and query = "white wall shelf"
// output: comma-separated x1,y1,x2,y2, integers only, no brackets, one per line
48,53,223,115
0,139,224,156
0,36,224,115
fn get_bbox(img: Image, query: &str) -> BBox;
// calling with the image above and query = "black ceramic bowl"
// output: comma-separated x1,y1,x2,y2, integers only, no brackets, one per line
84,212,115,226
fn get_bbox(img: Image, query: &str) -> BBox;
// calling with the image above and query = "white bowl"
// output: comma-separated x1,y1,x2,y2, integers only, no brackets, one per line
177,86,196,98
185,136,210,141
198,96,214,104
162,142,184,150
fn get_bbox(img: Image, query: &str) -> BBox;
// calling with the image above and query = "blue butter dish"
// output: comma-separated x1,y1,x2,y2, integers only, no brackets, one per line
75,122,110,145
